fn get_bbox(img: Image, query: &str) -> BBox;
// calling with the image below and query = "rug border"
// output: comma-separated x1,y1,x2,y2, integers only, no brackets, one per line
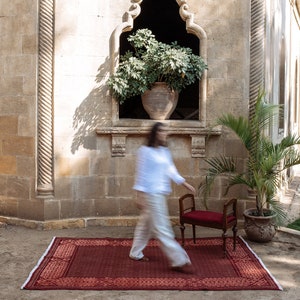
21,236,283,291
238,236,283,291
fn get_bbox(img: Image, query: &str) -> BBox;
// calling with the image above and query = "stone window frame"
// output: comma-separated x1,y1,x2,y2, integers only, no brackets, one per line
96,0,221,157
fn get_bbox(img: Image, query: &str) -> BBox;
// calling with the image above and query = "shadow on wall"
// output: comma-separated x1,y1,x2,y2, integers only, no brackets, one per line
71,57,110,154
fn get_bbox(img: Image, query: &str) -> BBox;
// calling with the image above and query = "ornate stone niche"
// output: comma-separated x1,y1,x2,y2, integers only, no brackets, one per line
97,0,219,157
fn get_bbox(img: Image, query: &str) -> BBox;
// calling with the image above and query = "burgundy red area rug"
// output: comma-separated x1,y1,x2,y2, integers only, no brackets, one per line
22,237,282,291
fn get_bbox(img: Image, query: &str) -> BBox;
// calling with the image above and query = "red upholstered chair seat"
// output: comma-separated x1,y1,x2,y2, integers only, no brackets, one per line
179,194,238,257
182,210,236,225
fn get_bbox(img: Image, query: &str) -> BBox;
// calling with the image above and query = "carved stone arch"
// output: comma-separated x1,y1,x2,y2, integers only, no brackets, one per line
109,0,143,122
109,0,207,125
177,0,207,125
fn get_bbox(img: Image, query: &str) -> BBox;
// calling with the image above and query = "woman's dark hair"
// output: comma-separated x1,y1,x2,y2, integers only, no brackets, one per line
147,122,166,147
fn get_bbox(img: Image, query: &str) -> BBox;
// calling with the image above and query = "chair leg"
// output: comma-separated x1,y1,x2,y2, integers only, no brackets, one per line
192,225,196,244
180,223,185,247
232,225,238,251
222,230,227,258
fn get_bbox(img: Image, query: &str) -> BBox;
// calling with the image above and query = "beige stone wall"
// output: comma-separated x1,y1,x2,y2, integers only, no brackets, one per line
193,0,250,122
0,0,253,225
0,0,38,219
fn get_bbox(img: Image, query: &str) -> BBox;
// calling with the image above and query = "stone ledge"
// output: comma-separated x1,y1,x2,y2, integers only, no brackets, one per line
0,215,246,231
0,216,83,230
96,125,222,157
0,216,186,230
278,226,300,237
0,222,7,228
0,216,141,230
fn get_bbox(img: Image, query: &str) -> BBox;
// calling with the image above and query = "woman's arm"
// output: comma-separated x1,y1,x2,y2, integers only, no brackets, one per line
165,149,195,194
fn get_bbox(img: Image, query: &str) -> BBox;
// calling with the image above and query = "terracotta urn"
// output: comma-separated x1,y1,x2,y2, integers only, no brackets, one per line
243,208,277,242
141,82,179,120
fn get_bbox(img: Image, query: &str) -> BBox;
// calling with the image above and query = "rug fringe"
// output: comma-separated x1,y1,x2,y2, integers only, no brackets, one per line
238,236,283,291
21,236,57,290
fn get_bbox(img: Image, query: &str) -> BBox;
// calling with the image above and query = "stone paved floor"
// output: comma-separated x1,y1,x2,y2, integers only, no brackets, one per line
0,224,299,300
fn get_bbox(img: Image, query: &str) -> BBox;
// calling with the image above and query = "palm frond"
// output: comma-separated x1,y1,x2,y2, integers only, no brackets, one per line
217,115,251,150
267,199,288,226
198,156,236,208
225,173,253,194
278,134,300,148
251,90,283,133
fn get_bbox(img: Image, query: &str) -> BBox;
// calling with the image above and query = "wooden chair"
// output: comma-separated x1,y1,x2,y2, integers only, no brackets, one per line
179,194,238,257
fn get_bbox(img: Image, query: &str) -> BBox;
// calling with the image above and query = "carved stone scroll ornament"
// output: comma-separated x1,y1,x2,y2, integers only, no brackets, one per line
191,135,206,158
112,134,127,157
110,0,142,73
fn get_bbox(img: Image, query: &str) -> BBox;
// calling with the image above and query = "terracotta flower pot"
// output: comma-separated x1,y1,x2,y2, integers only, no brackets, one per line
141,82,179,120
243,208,277,242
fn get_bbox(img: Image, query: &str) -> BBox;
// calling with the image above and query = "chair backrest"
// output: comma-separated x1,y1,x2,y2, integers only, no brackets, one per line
179,193,195,216
223,198,237,217
222,198,237,226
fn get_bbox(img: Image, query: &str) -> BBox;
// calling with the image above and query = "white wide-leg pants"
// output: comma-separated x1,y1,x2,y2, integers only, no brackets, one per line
129,193,191,267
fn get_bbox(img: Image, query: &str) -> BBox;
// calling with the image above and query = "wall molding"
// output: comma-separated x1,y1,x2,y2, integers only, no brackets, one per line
96,123,221,157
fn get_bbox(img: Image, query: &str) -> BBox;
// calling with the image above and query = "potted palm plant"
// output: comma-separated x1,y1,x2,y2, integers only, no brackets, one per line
107,29,207,120
199,90,300,242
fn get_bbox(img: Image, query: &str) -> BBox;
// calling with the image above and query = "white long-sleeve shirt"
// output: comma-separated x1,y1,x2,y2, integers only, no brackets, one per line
133,145,185,195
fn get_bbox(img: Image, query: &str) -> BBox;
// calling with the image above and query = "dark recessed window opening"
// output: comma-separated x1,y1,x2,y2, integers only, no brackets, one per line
119,0,200,120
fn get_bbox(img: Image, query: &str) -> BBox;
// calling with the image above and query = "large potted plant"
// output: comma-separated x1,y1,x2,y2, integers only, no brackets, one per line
199,90,300,242
107,29,207,120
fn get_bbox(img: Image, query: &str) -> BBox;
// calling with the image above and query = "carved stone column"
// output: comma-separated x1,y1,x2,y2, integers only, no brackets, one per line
36,0,54,197
249,0,266,116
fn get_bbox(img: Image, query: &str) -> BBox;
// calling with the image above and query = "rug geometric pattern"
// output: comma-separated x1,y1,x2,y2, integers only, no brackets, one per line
22,237,282,291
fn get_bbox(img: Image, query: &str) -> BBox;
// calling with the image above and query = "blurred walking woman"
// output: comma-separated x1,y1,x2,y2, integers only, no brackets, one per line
129,122,195,272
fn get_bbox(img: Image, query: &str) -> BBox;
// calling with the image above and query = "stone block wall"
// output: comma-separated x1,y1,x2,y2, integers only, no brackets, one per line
0,0,38,219
0,0,254,227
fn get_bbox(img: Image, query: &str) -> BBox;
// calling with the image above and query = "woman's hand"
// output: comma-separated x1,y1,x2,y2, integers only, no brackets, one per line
182,182,196,194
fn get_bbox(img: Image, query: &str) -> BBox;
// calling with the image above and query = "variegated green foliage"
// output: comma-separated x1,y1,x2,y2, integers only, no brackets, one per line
107,29,207,104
